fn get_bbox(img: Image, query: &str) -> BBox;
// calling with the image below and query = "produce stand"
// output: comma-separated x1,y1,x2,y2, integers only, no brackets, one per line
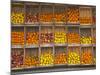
11,0,96,74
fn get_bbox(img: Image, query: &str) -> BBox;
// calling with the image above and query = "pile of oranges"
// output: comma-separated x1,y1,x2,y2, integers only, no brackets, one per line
54,53,67,64
24,56,39,67
80,18,92,25
39,13,53,23
54,13,66,23
26,32,39,45
11,32,24,46
67,32,80,44
67,7,79,23
81,48,93,64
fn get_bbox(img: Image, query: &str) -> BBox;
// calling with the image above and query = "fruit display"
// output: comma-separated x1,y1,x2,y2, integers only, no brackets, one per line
24,49,39,67
25,5,39,24
11,50,24,68
39,13,53,23
11,6,24,24
54,6,66,23
40,49,54,66
25,13,39,24
67,7,79,24
67,32,80,44
54,32,66,44
54,13,66,23
41,27,53,44
24,56,39,67
39,5,53,23
54,47,67,64
81,47,93,64
11,2,96,71
81,37,92,44
80,7,92,25
26,32,39,45
41,32,53,44
67,47,80,64
54,52,67,64
80,29,92,44
11,13,24,24
11,32,24,46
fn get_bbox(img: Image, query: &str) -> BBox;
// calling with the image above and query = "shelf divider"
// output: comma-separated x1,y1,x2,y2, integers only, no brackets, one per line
23,2,26,68
38,3,41,63
91,26,95,65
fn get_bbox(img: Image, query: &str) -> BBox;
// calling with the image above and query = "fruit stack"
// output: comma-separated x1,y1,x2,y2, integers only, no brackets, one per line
11,7,24,24
25,13,39,24
41,32,53,44
67,48,80,64
54,13,66,23
54,52,67,64
39,13,53,23
67,32,80,44
81,31,92,44
11,50,24,68
40,50,54,66
26,32,39,45
54,32,66,44
80,17,92,25
81,48,93,64
80,8,92,25
24,56,39,67
67,7,79,24
81,37,92,44
11,32,24,46
11,13,24,24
